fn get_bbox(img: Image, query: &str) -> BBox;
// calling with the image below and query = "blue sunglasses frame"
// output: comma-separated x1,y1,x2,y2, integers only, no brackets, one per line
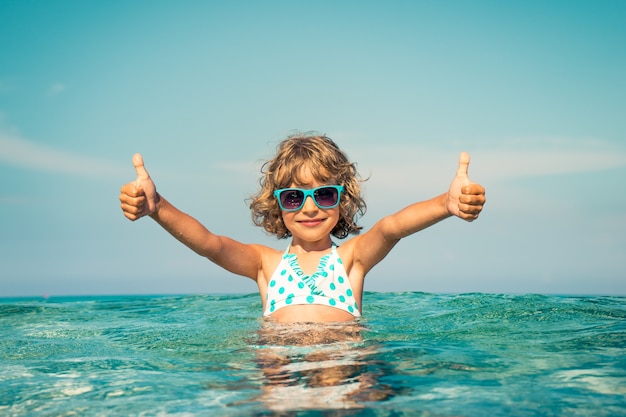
274,185,344,212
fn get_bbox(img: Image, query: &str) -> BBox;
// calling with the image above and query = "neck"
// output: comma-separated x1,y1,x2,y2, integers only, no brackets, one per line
289,237,333,254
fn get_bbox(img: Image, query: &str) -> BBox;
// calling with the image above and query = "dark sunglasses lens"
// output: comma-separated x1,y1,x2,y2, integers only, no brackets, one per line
279,190,304,210
314,187,339,207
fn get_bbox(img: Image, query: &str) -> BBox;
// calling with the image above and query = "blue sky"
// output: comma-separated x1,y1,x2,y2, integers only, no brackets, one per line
1,1,625,297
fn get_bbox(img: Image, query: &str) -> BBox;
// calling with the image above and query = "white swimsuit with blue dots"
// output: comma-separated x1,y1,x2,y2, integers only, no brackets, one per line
263,244,361,318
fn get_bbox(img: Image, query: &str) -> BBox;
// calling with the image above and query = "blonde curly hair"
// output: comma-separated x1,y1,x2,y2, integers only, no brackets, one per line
249,133,366,239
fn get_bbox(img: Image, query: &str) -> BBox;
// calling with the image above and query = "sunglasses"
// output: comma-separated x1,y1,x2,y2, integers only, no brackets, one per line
274,185,344,212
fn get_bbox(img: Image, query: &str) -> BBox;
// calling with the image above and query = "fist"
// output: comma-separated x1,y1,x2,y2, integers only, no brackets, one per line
119,153,159,220
446,152,486,222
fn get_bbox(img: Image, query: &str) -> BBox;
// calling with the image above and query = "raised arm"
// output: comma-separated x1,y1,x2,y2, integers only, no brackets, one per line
119,153,263,280
349,152,486,275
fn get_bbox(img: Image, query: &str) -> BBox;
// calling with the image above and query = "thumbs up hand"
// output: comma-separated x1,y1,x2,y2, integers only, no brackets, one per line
119,153,160,221
446,152,486,222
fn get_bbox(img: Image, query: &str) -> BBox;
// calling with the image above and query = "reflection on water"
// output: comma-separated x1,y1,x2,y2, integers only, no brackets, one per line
247,321,399,412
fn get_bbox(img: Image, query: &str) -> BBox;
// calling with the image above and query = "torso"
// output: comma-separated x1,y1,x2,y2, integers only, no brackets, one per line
267,304,356,323
260,244,362,323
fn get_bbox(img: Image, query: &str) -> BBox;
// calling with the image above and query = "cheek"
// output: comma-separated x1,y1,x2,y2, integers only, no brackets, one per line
328,208,341,223
280,211,295,224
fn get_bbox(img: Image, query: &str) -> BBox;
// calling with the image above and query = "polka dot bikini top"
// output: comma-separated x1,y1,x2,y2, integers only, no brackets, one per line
263,244,361,318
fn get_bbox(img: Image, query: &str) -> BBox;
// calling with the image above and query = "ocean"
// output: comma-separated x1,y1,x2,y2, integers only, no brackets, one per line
1,292,625,416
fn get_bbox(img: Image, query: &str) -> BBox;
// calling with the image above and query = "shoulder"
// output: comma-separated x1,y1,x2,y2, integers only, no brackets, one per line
253,243,286,285
336,237,358,269
336,224,398,277
249,243,284,264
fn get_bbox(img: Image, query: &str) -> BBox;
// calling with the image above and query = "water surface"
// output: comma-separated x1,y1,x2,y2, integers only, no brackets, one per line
1,293,625,416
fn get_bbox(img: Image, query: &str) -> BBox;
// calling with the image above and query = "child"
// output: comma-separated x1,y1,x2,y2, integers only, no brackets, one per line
119,133,486,323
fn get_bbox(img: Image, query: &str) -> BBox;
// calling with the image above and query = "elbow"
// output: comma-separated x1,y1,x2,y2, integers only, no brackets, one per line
376,217,404,243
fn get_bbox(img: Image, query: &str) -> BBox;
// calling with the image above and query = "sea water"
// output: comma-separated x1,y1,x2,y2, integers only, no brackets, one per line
1,293,625,416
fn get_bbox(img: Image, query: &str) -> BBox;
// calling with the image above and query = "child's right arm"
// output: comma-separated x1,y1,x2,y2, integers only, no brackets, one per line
119,154,263,280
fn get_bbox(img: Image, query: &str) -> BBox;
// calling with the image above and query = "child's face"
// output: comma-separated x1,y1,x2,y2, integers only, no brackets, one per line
280,168,340,246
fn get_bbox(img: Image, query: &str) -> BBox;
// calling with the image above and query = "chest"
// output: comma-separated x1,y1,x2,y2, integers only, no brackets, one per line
294,252,327,277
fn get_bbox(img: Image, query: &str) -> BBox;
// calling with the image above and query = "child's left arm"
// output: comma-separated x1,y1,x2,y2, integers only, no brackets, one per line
385,151,485,235
349,152,485,274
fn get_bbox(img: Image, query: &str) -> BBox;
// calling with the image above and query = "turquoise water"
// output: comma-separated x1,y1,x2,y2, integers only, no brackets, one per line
1,293,625,416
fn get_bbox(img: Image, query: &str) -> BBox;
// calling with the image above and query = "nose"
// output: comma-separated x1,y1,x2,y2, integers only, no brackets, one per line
301,195,318,213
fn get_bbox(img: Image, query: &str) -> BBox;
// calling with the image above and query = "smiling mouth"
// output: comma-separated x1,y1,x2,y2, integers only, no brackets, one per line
298,219,326,227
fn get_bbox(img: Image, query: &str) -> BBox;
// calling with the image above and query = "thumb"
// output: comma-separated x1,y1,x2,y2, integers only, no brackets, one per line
456,151,470,178
132,153,150,181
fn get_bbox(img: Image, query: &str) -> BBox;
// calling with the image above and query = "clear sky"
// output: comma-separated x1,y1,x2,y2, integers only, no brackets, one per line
1,1,625,297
